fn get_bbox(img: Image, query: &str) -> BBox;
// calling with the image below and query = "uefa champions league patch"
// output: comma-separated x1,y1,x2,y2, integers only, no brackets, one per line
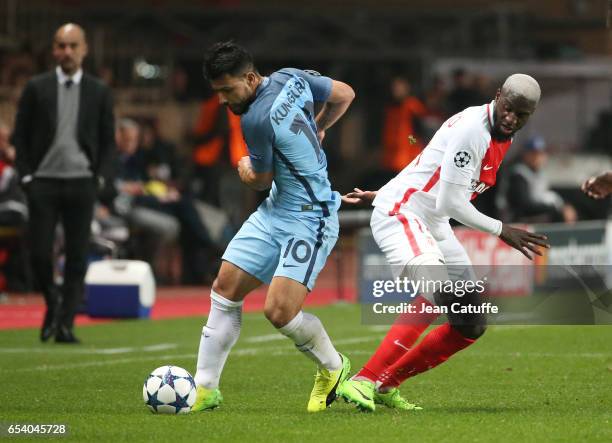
454,151,472,168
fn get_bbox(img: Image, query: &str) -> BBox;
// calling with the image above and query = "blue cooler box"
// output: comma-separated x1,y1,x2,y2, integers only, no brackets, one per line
85,260,156,318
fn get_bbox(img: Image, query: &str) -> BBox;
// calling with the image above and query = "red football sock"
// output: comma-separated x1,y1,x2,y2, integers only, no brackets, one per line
355,296,440,383
378,322,475,389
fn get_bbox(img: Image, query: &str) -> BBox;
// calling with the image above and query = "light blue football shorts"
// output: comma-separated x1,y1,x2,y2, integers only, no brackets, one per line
222,200,339,290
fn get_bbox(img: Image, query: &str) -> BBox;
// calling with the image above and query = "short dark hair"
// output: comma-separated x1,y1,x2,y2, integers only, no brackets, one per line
203,41,256,80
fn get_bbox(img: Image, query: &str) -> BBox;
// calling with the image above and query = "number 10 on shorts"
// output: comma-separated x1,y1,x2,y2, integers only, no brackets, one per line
283,237,313,264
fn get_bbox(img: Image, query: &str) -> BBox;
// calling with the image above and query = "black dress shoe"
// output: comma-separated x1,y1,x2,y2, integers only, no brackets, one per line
40,309,58,342
55,326,81,344
40,325,56,342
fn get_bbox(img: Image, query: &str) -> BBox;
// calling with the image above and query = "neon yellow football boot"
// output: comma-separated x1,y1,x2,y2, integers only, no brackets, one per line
191,385,223,411
375,388,423,410
337,378,376,412
307,353,351,412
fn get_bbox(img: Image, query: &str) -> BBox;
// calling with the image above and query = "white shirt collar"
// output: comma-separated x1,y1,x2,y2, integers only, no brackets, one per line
56,66,83,85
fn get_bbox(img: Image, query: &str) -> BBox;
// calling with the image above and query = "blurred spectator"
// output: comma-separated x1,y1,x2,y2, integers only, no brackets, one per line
111,119,179,271
190,93,248,206
139,119,180,184
115,119,218,284
0,120,27,223
0,121,16,164
170,66,190,102
422,75,448,140
381,77,427,173
0,47,36,86
472,73,493,103
446,68,483,117
0,120,29,293
501,136,577,223
585,109,612,154
97,65,115,87
11,23,115,343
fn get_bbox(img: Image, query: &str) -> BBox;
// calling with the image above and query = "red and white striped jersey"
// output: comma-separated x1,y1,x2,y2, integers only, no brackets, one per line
372,101,512,233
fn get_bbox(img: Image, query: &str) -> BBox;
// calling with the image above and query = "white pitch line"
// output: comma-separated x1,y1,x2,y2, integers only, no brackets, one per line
1,351,268,372
0,336,382,373
2,336,609,373
334,336,382,345
244,334,287,343
488,325,544,332
365,325,545,333
95,347,135,355
142,344,178,352
0,343,177,355
468,351,611,359
245,334,383,345
367,325,391,332
20,356,174,372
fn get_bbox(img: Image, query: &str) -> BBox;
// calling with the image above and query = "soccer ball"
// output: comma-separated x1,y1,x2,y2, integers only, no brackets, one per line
142,365,197,414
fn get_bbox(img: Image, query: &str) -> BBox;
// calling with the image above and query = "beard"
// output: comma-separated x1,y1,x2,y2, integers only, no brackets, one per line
491,111,516,141
227,93,257,115
227,102,249,115
491,126,513,141
58,59,79,75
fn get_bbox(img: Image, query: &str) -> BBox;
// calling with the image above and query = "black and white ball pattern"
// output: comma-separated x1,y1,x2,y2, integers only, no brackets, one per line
454,151,472,168
143,365,197,414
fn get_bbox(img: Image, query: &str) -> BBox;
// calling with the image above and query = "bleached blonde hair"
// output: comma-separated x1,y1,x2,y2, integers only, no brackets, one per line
501,74,541,105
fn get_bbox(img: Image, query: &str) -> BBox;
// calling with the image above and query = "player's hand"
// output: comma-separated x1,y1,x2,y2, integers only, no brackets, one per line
341,188,377,206
237,156,253,182
499,224,550,260
237,156,251,172
581,172,612,199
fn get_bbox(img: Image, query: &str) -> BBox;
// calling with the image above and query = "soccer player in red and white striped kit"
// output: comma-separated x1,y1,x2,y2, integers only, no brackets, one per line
338,74,550,411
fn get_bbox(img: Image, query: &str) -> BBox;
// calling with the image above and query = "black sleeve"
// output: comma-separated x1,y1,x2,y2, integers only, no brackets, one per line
97,86,116,186
11,80,36,179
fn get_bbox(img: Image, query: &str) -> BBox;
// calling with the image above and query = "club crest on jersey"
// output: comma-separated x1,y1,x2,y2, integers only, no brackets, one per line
454,151,471,168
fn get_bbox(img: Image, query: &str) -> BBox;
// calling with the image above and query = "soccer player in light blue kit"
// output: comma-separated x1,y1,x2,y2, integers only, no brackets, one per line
192,42,355,412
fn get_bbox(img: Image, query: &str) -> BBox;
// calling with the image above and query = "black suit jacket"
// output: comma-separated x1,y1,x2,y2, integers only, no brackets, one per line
11,70,115,184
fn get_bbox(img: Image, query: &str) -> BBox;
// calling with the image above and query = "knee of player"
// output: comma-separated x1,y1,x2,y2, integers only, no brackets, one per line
433,289,450,306
453,323,487,340
212,277,236,299
264,304,293,328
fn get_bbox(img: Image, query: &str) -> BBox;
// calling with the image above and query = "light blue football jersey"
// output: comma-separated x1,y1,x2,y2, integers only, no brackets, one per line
240,68,340,217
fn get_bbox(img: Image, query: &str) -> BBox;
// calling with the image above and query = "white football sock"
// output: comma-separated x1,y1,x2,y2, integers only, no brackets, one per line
278,311,342,371
195,290,243,389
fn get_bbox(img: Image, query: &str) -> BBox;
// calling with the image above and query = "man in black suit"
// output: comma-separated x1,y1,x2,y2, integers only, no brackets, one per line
12,23,115,343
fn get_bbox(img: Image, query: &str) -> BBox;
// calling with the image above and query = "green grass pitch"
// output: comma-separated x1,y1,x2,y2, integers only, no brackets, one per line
1,304,611,442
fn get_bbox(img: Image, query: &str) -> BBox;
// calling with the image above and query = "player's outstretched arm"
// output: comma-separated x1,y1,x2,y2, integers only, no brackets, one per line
437,180,549,259
237,156,273,191
315,80,355,141
341,188,377,206
437,179,504,235
581,171,612,199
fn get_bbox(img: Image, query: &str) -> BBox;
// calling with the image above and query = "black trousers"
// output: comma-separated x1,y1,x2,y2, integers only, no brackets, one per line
27,177,96,329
